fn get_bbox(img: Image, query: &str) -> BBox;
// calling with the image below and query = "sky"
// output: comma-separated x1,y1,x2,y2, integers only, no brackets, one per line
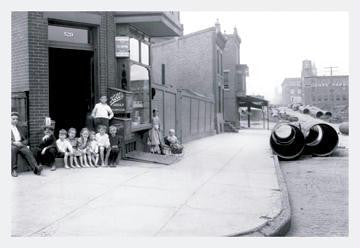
180,12,349,102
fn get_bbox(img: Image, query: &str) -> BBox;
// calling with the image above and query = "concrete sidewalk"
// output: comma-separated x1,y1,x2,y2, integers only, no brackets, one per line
12,129,287,237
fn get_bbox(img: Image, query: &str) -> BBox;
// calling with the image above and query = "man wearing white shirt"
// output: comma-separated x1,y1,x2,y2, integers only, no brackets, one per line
11,112,42,177
91,95,114,132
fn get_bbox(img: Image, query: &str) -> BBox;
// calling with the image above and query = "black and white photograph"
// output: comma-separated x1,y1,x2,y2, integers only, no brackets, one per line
1,0,360,247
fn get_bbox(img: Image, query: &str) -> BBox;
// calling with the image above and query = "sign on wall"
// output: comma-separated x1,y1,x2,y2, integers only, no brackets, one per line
115,36,130,57
108,87,133,114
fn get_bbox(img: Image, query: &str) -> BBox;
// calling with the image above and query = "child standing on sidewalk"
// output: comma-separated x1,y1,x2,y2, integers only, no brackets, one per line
96,125,110,167
56,129,74,169
106,125,122,167
91,95,114,132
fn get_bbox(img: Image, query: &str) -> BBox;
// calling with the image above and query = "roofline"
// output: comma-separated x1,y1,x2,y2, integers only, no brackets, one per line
152,27,216,47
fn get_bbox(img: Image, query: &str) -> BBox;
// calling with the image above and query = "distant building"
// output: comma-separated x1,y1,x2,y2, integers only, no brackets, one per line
281,78,302,105
281,60,349,120
303,75,349,115
151,20,227,139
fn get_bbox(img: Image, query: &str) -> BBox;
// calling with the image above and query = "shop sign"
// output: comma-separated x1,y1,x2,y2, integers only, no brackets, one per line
109,91,126,113
115,36,130,57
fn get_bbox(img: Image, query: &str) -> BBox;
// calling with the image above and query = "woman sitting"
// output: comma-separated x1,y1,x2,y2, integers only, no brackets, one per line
164,129,183,154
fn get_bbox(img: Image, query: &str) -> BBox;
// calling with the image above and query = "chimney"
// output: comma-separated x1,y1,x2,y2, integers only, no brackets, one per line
215,19,221,33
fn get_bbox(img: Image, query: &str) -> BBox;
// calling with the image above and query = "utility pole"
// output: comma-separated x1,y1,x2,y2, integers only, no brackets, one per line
324,66,338,76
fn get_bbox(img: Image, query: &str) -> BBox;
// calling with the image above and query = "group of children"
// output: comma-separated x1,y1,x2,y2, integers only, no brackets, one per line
55,125,121,169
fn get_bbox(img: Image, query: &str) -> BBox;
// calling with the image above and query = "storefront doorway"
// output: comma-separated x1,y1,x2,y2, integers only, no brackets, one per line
49,48,95,134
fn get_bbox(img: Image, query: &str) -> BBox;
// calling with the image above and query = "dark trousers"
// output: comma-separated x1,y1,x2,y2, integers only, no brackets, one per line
33,147,57,166
94,118,109,132
108,147,120,163
11,145,38,172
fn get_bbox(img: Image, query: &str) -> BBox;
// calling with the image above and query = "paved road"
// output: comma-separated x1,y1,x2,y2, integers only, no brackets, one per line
281,152,348,236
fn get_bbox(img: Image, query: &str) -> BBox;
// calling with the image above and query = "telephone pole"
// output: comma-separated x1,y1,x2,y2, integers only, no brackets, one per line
324,66,338,76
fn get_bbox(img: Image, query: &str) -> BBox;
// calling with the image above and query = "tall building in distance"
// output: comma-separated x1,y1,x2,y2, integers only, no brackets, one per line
281,78,302,106
281,60,349,120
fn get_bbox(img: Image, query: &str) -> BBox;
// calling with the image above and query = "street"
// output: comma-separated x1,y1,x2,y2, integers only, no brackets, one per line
280,134,348,236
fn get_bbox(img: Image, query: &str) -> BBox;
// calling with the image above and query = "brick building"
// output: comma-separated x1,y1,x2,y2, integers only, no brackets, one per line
222,27,249,128
303,75,349,118
11,11,183,150
151,20,227,141
281,60,349,120
281,77,302,106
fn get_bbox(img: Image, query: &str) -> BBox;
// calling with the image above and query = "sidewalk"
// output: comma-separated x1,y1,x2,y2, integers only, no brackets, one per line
12,129,286,237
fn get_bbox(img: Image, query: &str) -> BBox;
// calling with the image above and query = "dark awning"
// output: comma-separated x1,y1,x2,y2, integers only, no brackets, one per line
237,95,268,109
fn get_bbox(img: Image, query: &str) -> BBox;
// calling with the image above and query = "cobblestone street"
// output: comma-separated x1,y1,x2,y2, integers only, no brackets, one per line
281,153,348,236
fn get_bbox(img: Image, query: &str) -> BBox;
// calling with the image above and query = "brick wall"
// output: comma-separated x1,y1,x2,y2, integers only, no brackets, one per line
11,12,29,93
223,36,240,124
151,29,215,98
27,12,49,146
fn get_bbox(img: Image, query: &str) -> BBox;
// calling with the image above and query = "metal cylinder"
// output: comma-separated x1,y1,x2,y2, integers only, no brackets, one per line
309,107,324,118
324,111,332,118
339,122,349,135
270,123,305,160
301,121,339,156
299,106,310,114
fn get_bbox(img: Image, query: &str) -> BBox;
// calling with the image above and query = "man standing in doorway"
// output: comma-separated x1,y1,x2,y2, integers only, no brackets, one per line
11,112,42,177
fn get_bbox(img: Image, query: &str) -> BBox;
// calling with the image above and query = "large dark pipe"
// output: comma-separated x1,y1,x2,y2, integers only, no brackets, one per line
270,123,305,160
324,111,332,118
299,106,310,114
301,121,339,156
309,107,324,118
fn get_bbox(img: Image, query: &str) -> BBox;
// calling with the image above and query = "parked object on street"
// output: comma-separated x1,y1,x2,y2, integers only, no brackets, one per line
299,105,310,114
301,120,339,157
309,106,324,118
339,122,349,135
270,123,305,160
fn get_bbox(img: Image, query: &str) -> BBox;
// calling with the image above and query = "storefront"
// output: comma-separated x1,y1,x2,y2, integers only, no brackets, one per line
11,11,183,152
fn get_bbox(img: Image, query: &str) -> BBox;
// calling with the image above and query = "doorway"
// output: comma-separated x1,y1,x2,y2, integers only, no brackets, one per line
49,48,95,134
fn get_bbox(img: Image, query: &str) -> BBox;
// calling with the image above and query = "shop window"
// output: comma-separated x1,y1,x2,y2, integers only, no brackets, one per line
130,64,150,126
141,42,149,66
130,38,140,62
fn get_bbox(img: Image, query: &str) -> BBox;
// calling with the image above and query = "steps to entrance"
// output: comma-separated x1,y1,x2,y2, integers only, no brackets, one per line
224,122,239,133
124,151,183,165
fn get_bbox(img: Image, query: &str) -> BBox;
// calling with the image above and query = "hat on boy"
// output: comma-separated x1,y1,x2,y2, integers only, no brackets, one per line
11,112,20,117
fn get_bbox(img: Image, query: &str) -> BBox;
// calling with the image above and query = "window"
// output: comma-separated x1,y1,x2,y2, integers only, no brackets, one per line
130,38,139,62
141,42,149,65
312,95,316,101
130,64,150,125
290,89,295,95
318,97,322,102
343,95,347,101
161,64,165,85
224,71,229,90
224,71,229,83
297,89,301,94
336,95,340,101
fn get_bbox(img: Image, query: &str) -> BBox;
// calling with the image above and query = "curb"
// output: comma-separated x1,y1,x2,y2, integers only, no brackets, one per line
229,155,292,237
